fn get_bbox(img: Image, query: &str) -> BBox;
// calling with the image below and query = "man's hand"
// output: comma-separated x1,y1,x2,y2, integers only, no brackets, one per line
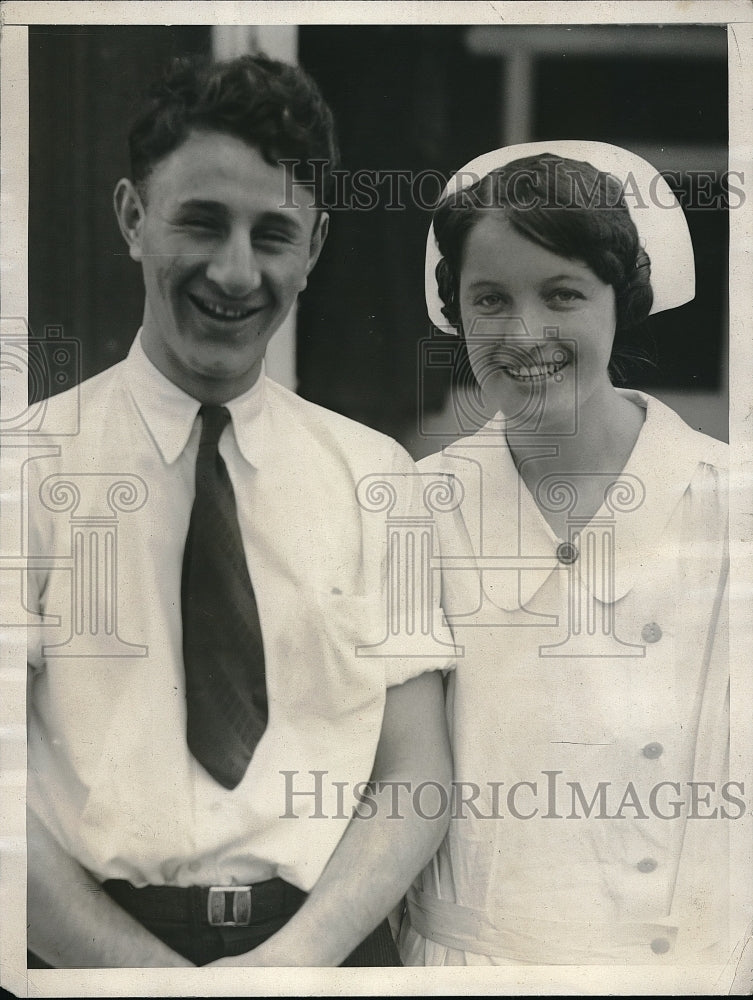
208,668,452,967
29,669,450,968
27,808,193,968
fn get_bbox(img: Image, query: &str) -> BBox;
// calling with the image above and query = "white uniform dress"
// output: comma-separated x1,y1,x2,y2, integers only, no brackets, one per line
400,388,730,966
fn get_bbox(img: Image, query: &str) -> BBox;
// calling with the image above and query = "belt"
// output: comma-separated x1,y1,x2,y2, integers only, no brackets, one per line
103,877,306,928
406,887,685,964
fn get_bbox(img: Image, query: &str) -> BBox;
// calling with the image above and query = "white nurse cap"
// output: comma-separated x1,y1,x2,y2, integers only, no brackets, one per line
425,140,695,332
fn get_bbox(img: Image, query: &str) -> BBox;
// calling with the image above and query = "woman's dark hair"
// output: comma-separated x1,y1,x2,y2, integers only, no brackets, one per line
128,53,339,208
433,153,653,341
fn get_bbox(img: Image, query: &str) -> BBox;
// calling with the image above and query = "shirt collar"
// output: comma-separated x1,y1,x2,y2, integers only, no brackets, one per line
123,329,266,467
224,374,266,468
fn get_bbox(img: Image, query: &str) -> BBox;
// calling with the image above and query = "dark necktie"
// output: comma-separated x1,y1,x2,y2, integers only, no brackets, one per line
181,404,268,789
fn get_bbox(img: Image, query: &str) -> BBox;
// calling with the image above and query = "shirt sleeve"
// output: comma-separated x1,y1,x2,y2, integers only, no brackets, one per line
366,440,457,688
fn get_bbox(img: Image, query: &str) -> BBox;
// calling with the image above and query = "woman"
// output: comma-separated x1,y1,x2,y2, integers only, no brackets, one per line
400,142,730,966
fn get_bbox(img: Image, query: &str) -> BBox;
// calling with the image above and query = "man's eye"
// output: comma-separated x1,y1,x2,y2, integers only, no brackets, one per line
181,218,219,231
254,230,294,247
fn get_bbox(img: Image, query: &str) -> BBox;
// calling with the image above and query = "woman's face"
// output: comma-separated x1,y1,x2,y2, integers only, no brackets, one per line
458,214,617,432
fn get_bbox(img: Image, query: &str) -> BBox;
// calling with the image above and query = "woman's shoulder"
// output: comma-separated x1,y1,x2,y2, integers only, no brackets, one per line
417,436,496,486
696,431,728,472
668,406,727,474
416,448,450,475
628,389,728,473
416,422,508,468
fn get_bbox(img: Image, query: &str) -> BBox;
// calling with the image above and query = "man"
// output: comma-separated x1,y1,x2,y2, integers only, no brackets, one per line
26,54,452,968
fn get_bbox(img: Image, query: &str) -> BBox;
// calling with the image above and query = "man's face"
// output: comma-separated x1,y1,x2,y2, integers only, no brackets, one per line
116,128,326,402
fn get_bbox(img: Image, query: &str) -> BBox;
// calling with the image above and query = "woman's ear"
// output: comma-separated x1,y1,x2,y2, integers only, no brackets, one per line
113,179,146,263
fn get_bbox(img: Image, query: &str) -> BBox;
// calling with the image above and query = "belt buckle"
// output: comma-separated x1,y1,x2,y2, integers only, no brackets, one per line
207,885,252,926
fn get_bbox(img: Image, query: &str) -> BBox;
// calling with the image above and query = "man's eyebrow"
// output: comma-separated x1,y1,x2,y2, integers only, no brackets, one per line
172,199,227,217
254,211,305,233
174,202,305,230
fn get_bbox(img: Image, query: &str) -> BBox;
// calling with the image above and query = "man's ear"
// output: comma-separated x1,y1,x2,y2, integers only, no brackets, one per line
113,179,146,263
305,211,329,278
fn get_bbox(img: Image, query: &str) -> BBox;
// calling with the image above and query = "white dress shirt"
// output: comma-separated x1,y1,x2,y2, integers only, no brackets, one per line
400,390,730,965
27,332,453,891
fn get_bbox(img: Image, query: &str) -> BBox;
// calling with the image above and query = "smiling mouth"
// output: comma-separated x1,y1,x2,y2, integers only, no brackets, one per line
500,359,568,382
189,293,262,322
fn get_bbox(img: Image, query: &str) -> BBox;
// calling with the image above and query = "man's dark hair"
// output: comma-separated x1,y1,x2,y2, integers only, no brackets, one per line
433,153,653,337
128,53,339,207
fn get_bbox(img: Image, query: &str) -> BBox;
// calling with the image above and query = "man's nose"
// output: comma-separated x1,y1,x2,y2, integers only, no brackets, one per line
206,233,262,296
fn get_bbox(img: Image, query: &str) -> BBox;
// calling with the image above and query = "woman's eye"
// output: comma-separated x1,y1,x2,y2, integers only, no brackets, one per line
475,293,506,309
549,289,584,305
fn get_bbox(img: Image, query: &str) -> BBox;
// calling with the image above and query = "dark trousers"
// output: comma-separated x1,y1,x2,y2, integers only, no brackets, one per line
28,878,401,968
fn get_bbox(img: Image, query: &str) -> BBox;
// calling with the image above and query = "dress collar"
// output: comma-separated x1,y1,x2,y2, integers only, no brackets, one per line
595,387,721,602
443,389,720,609
123,330,266,467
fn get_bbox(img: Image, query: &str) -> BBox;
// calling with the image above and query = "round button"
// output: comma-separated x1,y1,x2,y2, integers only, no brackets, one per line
188,859,201,873
642,741,664,759
637,857,658,873
650,937,671,955
641,622,662,643
556,541,578,565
